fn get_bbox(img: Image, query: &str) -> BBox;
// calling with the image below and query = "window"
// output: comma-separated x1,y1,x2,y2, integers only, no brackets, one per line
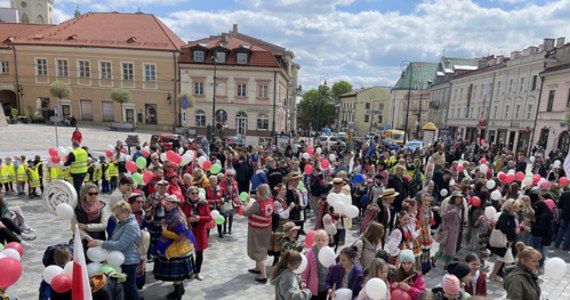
214,52,226,63
36,58,47,76
56,59,68,77
193,51,205,62
236,111,248,135
470,107,474,118
451,108,455,118
493,106,498,119
378,103,384,110
78,60,90,78
508,79,513,93
100,61,112,80
195,110,206,127
236,53,248,65
547,90,555,112
122,63,134,81
145,104,157,124
504,105,510,119
144,64,156,82
194,81,204,95
519,77,524,92
515,104,521,119
527,104,533,120
365,102,370,109
237,83,247,97
364,115,370,123
0,61,8,74
258,84,268,98
496,81,501,95
257,113,269,130
531,75,538,91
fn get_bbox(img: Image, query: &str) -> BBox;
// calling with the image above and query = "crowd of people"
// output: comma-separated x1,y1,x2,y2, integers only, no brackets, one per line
0,131,569,300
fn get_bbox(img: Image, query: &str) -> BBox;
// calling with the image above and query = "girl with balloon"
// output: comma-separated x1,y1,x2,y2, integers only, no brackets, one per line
300,229,330,300
357,258,390,300
270,250,312,300
389,249,426,300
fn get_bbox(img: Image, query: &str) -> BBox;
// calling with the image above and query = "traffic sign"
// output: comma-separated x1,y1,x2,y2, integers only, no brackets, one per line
365,110,383,116
180,95,190,109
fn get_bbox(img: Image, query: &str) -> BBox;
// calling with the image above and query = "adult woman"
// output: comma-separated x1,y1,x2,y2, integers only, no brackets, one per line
220,169,241,235
354,221,384,270
166,172,184,202
489,198,521,283
88,200,141,300
126,192,149,290
153,195,196,299
0,191,35,245
433,191,463,269
325,246,364,300
205,175,224,238
184,186,211,281
72,182,110,241
109,176,134,209
528,197,552,268
504,242,542,300
244,183,274,283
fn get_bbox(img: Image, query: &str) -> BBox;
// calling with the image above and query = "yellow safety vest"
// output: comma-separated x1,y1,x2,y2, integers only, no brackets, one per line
0,165,6,184
35,161,43,178
64,168,73,182
28,168,40,188
94,164,102,182
84,164,93,183
16,164,26,182
70,148,88,174
49,167,63,182
108,162,119,178
6,164,16,182
101,162,109,180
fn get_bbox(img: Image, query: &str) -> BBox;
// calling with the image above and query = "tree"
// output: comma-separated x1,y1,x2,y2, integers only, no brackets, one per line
110,89,132,122
49,80,72,146
566,107,570,129
298,85,335,130
330,81,353,103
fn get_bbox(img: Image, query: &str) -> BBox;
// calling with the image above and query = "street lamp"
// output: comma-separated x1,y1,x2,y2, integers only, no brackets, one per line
317,73,328,132
416,80,431,138
208,51,218,142
401,60,412,143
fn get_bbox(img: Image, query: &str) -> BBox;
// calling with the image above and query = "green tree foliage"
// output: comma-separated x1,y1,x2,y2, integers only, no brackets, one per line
298,84,336,130
565,107,570,129
110,89,132,122
49,80,72,99
331,80,353,103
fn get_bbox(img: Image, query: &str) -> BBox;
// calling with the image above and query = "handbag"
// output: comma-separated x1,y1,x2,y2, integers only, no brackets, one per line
489,229,508,248
221,199,234,212
433,228,448,244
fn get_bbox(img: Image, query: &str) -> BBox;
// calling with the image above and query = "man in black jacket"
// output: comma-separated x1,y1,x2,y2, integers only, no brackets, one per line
233,147,253,193
554,189,570,250
387,165,408,216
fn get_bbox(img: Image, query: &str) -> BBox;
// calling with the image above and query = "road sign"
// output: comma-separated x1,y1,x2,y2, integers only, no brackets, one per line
365,110,383,116
215,109,228,123
180,95,190,110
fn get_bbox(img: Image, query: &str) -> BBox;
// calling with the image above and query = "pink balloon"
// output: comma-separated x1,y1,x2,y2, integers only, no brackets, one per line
306,146,314,156
304,165,313,175
48,148,58,156
51,155,61,164
391,289,413,300
532,174,541,185
4,242,24,257
142,150,150,158
125,161,138,173
166,150,176,161
515,172,525,182
106,150,114,158
0,257,23,289
471,196,481,208
505,174,515,184
143,171,154,184
120,148,126,154
457,165,464,172
559,177,569,186
544,199,555,210
305,230,316,248
320,159,330,169
540,181,551,188
498,172,507,182
480,158,487,164
171,153,182,165
51,274,72,293
202,160,212,171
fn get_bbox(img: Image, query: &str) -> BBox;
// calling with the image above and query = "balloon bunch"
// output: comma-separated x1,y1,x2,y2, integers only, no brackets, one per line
0,242,25,291
84,248,125,277
47,146,73,168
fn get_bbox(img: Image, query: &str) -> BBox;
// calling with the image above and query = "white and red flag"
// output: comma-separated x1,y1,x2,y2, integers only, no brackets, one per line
72,225,93,300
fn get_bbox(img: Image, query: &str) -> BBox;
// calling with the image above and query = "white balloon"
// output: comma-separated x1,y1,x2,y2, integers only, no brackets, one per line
545,257,567,279
56,203,75,220
211,209,221,219
293,253,308,275
486,180,496,190
554,160,562,167
87,262,103,276
326,193,341,206
87,247,108,263
329,154,336,162
340,194,352,206
479,164,488,174
317,246,336,267
365,278,388,300
185,151,195,161
449,178,455,186
530,156,536,163
440,189,448,197
302,153,310,160
316,147,322,154
197,156,207,166
107,251,125,267
333,288,353,300
2,248,21,261
65,146,73,154
345,205,359,218
178,147,185,154
0,252,6,260
508,169,515,175
107,145,115,152
58,149,66,160
494,212,502,221
484,206,497,219
491,190,502,201
332,201,346,214
43,265,63,284
181,153,193,166
94,162,101,169
160,153,167,162
522,177,533,187
63,261,74,279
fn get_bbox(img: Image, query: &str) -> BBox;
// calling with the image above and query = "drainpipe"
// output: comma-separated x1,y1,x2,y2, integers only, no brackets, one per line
484,72,496,142
173,51,179,131
529,71,545,156
11,45,21,113
272,71,277,144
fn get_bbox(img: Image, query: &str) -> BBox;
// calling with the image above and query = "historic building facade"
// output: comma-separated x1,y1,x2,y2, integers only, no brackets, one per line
338,87,393,136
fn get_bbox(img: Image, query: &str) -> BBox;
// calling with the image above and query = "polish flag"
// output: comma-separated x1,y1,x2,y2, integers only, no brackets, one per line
72,225,93,300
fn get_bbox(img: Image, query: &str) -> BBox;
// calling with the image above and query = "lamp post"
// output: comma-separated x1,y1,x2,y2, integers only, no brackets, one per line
317,73,328,131
416,80,431,139
401,61,412,143
208,51,218,142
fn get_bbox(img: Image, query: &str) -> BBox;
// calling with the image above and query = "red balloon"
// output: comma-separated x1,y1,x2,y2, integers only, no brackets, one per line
166,150,176,161
106,150,114,158
142,150,150,158
515,172,525,182
480,139,485,145
391,289,413,300
306,146,314,156
544,199,555,210
51,155,61,164
143,171,154,184
505,174,515,184
471,196,481,208
320,159,330,169
559,177,569,186
120,148,126,154
51,274,72,293
305,230,316,248
171,153,182,165
202,160,212,171
125,161,138,173
4,242,24,257
498,172,507,182
532,174,542,185
48,148,58,156
0,257,23,289
304,165,313,175
480,158,487,164
457,165,464,172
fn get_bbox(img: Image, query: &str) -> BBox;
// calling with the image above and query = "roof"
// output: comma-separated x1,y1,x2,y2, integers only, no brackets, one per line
393,62,438,90
339,88,371,97
452,61,507,80
179,32,282,67
0,23,54,49
11,12,185,52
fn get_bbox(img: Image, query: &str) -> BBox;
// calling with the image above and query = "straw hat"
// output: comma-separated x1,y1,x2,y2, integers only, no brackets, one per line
382,188,400,198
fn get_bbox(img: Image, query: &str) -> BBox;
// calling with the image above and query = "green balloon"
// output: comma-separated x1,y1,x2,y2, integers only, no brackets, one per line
199,188,206,195
210,163,222,174
0,243,4,251
239,192,248,202
464,292,472,299
136,157,147,169
132,172,143,185
298,181,305,190
215,215,225,225
100,265,116,274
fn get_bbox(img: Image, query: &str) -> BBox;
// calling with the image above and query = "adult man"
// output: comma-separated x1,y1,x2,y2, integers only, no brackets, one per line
233,147,253,194
387,165,408,215
71,127,82,144
64,141,88,194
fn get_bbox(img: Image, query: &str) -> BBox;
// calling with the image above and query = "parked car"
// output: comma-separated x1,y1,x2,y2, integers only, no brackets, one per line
403,140,425,154
150,133,190,151
317,135,345,149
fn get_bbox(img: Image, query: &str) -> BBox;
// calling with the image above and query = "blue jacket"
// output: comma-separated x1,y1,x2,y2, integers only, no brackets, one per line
102,214,141,265
324,263,364,300
251,170,269,191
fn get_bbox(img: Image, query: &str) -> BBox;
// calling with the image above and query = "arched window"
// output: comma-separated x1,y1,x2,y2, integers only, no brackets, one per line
36,15,45,24
257,113,269,130
195,109,206,127
236,111,248,135
21,13,29,23
559,131,570,153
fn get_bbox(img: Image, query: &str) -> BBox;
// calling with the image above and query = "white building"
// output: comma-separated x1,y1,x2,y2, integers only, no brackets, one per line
10,0,53,24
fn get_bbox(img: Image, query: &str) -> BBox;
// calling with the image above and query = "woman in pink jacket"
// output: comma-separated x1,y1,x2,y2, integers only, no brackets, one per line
300,229,329,300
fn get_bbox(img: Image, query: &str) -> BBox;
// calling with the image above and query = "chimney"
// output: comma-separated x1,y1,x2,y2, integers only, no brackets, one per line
528,46,538,55
232,24,238,33
556,37,566,48
510,51,521,60
544,38,555,51
478,59,488,69
495,55,504,65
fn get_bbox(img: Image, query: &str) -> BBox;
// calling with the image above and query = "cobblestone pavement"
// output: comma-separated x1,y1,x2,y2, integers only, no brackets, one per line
1,124,570,299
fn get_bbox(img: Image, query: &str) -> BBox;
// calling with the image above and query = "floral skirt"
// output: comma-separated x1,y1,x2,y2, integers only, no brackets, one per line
153,252,194,282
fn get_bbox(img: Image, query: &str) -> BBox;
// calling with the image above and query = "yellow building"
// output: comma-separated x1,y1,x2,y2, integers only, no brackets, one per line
338,87,393,136
1,12,185,130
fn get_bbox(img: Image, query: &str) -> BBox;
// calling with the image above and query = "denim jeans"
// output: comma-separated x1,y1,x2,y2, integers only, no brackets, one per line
555,219,570,250
528,235,545,267
38,280,52,300
122,263,140,300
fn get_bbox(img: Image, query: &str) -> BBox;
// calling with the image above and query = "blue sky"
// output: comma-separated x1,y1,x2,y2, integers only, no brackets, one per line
1,0,567,89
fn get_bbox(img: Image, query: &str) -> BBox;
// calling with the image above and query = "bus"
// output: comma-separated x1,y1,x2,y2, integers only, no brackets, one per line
384,129,406,145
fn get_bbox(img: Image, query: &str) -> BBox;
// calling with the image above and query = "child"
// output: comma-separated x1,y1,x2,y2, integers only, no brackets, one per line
357,258,390,300
386,211,420,269
101,158,110,194
390,249,426,300
464,253,487,297
39,244,73,300
402,199,422,266
325,246,364,300
419,290,435,300
270,250,312,300
280,221,304,258
300,229,330,300
476,205,492,265
431,275,462,300
446,261,471,298
25,160,41,198
417,194,434,275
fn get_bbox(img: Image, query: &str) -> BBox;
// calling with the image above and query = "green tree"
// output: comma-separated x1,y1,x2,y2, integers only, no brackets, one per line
48,80,72,103
298,85,335,130
566,107,570,129
330,80,353,103
110,89,132,122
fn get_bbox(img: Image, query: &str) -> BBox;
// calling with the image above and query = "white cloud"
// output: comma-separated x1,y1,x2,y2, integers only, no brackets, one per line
56,0,188,13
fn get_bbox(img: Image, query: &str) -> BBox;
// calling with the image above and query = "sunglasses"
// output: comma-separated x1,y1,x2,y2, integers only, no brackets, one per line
88,192,99,196
190,192,199,195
